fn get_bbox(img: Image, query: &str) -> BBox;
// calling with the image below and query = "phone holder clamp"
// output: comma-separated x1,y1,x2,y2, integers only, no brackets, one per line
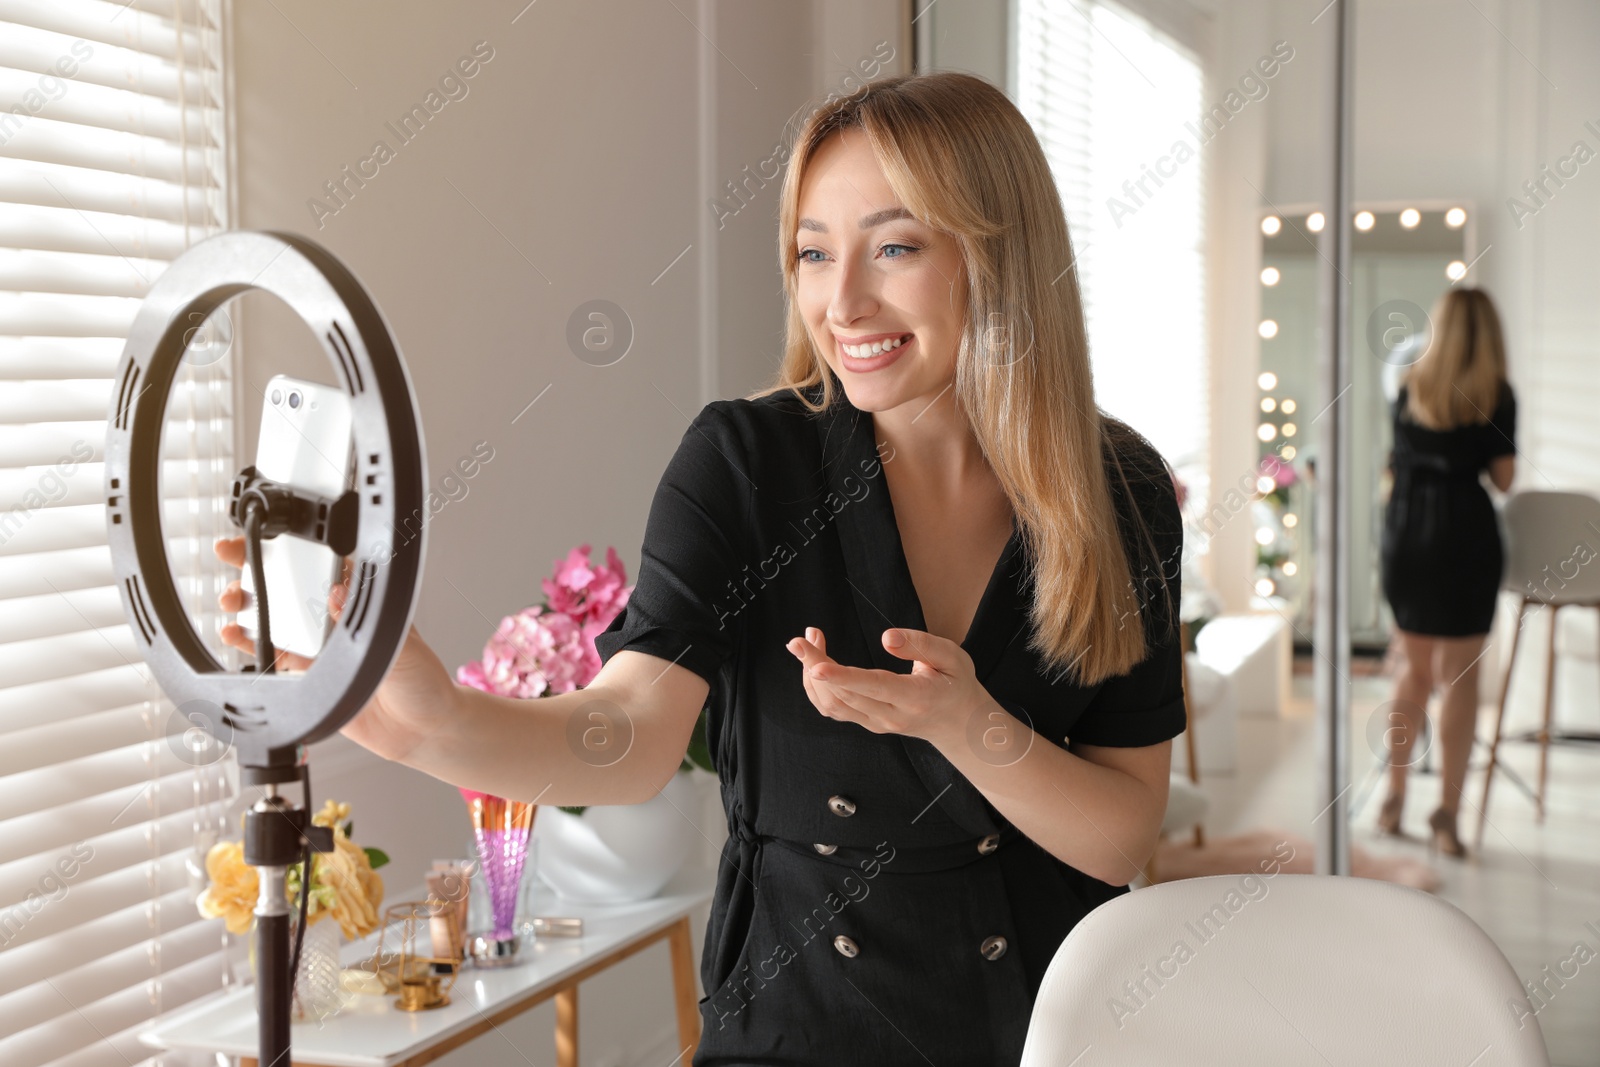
228,465,359,558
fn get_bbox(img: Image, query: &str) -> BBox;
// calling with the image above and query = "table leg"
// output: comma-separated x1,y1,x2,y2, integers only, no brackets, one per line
668,916,701,1063
555,984,578,1067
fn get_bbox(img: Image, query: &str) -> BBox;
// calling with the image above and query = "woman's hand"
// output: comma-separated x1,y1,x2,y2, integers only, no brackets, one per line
213,537,458,765
214,535,344,672
785,625,988,749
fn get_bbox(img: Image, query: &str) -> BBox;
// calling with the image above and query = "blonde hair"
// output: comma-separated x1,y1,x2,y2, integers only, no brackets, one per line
746,71,1172,686
1404,288,1508,430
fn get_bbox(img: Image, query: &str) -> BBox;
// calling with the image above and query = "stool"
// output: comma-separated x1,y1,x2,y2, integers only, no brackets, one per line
1476,490,1600,848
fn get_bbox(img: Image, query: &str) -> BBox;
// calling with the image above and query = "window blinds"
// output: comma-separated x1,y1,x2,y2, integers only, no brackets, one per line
1014,0,1211,510
0,1,237,1065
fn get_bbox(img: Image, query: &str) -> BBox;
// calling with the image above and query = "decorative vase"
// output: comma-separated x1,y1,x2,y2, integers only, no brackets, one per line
291,916,345,1022
248,915,344,1023
461,791,536,962
533,769,698,904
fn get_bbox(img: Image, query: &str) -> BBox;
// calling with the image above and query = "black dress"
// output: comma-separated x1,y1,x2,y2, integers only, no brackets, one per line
595,383,1187,1066
1380,379,1517,636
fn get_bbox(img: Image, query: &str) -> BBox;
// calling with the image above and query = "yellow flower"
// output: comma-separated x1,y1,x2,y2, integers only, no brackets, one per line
197,799,386,941
305,798,386,939
196,840,258,936
311,799,351,829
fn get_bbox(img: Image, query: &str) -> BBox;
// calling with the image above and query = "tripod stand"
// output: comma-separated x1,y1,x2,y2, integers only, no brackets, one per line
243,759,335,1061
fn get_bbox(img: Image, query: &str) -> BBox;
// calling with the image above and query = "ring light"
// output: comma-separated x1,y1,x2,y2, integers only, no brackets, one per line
104,230,427,770
104,231,428,1066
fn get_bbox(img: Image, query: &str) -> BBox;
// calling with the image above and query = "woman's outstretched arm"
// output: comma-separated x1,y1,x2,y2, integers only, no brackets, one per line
214,537,708,806
391,648,709,807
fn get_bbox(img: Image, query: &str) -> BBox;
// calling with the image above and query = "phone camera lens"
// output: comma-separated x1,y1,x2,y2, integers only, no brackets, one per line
288,391,302,409
270,389,282,405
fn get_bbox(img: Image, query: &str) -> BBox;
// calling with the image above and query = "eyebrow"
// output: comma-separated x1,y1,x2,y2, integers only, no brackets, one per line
798,206,916,233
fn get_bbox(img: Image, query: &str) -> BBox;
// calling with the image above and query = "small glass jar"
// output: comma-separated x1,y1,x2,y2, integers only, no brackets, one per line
292,915,345,1021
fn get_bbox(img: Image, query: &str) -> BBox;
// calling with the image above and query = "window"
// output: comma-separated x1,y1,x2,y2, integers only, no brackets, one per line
0,2,236,1064
1013,0,1210,514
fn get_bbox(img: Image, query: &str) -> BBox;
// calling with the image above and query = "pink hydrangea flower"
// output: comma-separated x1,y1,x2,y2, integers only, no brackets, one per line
541,544,631,627
455,545,633,699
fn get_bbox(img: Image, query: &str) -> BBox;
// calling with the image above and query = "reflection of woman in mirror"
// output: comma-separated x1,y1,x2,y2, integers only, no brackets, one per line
216,71,1188,1063
1378,288,1516,859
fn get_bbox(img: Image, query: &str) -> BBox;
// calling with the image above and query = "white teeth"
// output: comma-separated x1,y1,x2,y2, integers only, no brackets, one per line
842,334,909,358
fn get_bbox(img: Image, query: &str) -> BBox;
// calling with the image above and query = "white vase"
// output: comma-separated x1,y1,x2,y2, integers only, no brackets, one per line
533,769,698,904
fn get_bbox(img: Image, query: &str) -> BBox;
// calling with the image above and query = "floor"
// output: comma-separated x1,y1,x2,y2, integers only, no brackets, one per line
1194,663,1600,1067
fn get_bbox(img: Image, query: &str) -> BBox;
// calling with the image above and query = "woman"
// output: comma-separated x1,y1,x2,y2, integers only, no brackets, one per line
217,71,1186,1064
1378,287,1517,860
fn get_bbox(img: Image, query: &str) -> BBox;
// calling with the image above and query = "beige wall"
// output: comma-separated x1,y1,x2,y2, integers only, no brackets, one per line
227,1,905,1063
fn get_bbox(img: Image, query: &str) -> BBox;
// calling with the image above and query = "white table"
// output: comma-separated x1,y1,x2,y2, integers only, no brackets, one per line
139,865,715,1067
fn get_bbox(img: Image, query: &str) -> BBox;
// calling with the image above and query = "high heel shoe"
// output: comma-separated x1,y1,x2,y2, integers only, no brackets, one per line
1427,807,1467,859
1377,790,1405,837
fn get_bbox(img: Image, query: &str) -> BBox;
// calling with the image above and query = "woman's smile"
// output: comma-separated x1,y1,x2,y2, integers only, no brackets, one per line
838,331,914,373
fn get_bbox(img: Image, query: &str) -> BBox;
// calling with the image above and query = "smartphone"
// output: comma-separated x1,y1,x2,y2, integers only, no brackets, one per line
238,374,354,661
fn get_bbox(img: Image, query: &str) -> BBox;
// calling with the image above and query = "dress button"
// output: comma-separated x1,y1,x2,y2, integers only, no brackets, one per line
813,843,837,855
977,833,1000,855
981,935,1008,961
833,934,860,958
827,795,857,817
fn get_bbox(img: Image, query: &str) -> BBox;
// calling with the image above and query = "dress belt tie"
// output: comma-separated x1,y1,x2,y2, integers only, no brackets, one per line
1393,454,1480,481
727,817,1026,875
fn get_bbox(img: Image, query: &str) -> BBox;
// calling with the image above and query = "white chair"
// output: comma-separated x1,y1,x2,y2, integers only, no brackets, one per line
1019,874,1549,1066
1478,490,1600,846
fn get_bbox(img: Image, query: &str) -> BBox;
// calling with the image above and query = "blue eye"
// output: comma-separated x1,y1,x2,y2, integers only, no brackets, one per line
795,243,919,264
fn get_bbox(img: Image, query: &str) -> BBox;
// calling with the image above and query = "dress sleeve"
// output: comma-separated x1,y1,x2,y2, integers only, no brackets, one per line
593,401,751,686
1483,381,1517,461
1066,440,1188,749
